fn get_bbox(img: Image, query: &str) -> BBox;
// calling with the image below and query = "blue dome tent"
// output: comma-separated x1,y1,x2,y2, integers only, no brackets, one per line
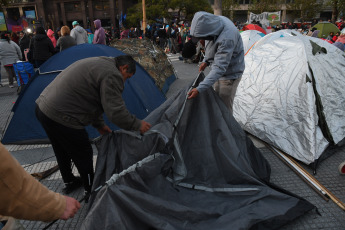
2,44,166,144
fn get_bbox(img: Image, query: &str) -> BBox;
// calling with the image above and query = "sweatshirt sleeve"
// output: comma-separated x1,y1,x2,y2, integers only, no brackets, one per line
99,74,141,131
197,39,234,93
0,143,66,222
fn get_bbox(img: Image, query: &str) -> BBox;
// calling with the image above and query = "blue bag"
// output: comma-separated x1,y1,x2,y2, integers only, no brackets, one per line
13,61,35,86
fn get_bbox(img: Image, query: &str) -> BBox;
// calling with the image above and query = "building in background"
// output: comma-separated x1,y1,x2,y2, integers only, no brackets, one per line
0,0,138,33
223,0,332,23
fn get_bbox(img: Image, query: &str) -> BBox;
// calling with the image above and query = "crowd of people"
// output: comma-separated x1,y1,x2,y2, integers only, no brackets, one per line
0,19,109,88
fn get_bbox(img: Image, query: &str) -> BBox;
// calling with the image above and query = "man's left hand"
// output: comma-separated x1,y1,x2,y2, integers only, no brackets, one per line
98,125,111,135
187,88,199,99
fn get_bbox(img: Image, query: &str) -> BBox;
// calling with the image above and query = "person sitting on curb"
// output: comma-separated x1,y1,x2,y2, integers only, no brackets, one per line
0,142,80,227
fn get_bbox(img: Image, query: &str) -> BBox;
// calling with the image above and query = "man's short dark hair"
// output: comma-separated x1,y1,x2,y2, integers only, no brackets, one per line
115,55,136,74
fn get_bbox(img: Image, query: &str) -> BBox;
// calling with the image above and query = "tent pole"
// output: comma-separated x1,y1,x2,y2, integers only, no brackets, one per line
267,144,345,211
266,145,328,201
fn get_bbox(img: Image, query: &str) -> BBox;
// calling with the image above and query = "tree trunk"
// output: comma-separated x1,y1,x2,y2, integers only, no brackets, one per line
331,0,338,23
213,0,222,16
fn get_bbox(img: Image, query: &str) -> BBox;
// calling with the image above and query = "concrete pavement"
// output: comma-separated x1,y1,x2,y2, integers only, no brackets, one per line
0,53,344,229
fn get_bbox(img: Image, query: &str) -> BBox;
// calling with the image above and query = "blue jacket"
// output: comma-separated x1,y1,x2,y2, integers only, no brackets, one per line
190,11,245,93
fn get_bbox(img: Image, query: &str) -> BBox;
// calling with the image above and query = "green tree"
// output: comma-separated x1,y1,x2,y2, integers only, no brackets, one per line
222,0,239,20
126,0,171,28
248,0,282,14
0,0,9,8
325,0,345,22
169,0,212,21
126,0,212,27
286,0,322,22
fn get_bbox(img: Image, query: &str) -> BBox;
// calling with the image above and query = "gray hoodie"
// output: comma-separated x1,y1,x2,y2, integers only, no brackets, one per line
190,11,245,93
70,25,88,45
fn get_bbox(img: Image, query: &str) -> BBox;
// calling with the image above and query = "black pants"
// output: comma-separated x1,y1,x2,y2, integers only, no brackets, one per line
35,105,94,192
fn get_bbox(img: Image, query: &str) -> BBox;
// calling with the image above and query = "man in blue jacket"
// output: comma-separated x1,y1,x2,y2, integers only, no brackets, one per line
187,11,245,114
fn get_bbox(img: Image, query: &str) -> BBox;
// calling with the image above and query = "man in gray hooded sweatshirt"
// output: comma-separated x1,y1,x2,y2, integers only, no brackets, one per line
187,11,245,114
70,21,88,45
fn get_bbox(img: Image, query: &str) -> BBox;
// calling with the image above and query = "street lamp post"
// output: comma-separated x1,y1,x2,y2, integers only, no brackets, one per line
142,0,147,33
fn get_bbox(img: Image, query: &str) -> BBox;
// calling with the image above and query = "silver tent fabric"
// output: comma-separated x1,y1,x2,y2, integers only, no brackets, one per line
240,30,265,54
234,30,345,165
80,74,314,230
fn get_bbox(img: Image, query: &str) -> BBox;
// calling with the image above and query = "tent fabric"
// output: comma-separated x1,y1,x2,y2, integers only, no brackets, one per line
1,44,166,144
240,30,265,54
243,24,267,35
313,22,340,39
234,30,345,165
80,73,314,230
111,39,177,95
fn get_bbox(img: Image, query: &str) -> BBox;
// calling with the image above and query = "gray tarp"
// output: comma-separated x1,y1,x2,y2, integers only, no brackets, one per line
80,74,314,230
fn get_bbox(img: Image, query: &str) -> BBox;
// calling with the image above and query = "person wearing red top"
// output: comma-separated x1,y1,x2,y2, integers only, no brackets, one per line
47,29,57,47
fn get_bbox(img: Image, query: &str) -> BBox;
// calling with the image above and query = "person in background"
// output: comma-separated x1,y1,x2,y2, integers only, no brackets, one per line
70,21,88,45
0,32,22,88
35,55,151,197
56,26,77,52
0,142,80,226
92,19,106,45
120,27,129,39
54,27,61,41
129,26,138,38
188,11,245,115
18,31,31,61
105,29,112,45
326,31,335,42
333,32,340,43
10,32,19,45
29,27,55,68
47,29,57,48
157,25,167,50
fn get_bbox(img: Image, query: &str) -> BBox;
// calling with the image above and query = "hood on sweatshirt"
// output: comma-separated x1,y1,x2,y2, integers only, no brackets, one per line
47,29,54,38
94,19,102,30
74,25,86,33
190,11,224,39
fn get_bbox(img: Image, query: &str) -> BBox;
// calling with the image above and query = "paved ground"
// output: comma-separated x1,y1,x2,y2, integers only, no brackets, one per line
0,53,344,230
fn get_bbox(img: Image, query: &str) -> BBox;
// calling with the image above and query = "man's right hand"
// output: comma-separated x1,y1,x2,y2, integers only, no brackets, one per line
60,196,81,220
140,121,151,134
199,62,208,72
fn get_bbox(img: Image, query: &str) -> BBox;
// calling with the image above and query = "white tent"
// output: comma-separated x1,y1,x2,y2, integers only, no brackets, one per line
234,30,345,165
240,30,266,54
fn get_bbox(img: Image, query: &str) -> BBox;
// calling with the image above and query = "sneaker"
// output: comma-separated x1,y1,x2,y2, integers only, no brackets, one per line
62,177,83,194
9,84,14,88
0,83,3,87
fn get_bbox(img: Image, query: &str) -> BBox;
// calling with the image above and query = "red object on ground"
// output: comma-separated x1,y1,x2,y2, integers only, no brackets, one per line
339,162,345,174
243,24,267,35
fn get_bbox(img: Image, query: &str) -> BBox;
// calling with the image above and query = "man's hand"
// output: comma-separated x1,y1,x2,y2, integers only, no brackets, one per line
59,196,81,220
199,62,208,72
97,125,111,135
140,121,151,134
187,88,199,99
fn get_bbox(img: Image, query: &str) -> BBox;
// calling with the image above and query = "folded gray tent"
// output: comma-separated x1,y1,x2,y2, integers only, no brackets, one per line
80,73,314,230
